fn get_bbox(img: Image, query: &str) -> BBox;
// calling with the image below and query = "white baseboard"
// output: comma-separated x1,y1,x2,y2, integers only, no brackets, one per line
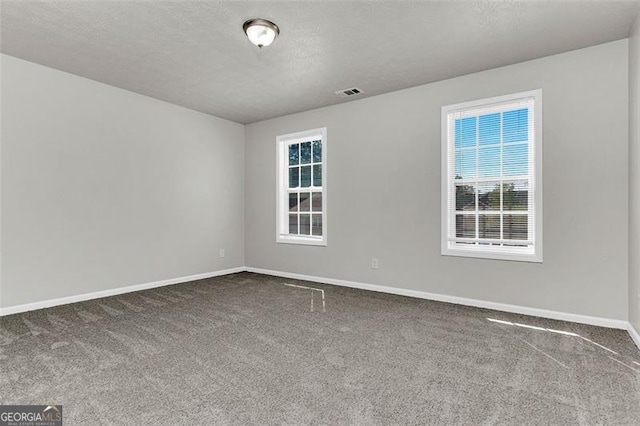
245,267,629,330
1,265,634,340
628,323,640,350
0,267,245,316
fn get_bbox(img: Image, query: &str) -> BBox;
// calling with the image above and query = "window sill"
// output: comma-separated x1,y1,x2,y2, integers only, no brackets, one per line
277,235,327,246
442,245,542,263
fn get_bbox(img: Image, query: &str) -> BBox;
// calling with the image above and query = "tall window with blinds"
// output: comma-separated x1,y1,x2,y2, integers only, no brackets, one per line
441,90,542,262
277,128,327,246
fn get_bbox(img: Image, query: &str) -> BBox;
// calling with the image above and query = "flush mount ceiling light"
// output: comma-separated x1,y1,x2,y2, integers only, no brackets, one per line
243,19,280,48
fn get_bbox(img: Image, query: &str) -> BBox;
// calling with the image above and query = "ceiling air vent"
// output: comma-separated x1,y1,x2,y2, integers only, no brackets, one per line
335,87,363,98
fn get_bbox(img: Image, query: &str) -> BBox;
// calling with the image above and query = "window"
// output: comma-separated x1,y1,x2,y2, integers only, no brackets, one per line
441,90,542,262
277,128,327,245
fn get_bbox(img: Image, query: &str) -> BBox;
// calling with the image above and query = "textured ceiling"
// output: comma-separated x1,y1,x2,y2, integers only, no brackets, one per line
2,0,640,124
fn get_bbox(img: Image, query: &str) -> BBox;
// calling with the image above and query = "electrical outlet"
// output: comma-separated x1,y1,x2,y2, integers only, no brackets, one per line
371,258,378,269
219,249,225,258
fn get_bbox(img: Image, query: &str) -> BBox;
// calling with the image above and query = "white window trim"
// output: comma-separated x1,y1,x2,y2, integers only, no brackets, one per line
276,127,327,246
441,90,543,263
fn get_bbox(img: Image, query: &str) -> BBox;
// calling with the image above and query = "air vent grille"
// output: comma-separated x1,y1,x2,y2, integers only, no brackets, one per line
335,87,363,98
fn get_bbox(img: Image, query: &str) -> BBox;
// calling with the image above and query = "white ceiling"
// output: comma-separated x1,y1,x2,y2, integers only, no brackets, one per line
2,0,639,124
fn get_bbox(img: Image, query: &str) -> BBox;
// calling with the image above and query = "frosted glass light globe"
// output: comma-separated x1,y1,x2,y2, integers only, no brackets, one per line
243,19,280,48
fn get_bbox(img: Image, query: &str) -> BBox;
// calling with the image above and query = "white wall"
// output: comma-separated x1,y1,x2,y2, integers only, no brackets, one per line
245,40,629,321
0,54,245,309
1,39,633,324
630,15,640,333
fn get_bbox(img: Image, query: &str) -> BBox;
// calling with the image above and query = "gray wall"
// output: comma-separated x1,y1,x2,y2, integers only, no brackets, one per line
245,40,629,321
630,15,640,332
1,54,245,308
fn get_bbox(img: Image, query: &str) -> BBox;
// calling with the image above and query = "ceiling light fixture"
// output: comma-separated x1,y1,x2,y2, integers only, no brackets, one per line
243,19,280,48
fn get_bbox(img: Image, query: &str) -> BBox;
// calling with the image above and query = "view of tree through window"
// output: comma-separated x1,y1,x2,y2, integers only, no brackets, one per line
288,140,323,236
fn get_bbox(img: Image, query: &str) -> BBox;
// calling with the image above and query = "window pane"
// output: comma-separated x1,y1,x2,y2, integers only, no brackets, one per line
455,117,476,149
503,181,528,211
299,192,311,211
301,166,311,187
477,182,501,211
478,147,500,178
312,214,322,236
503,144,528,177
445,96,537,258
479,214,500,239
456,183,476,211
300,214,311,235
313,164,322,186
289,144,299,166
289,214,298,234
301,142,312,164
312,192,322,212
503,215,528,240
289,167,299,188
279,129,326,244
503,109,528,143
313,140,322,163
456,214,475,238
454,149,476,179
479,113,500,146
289,193,299,212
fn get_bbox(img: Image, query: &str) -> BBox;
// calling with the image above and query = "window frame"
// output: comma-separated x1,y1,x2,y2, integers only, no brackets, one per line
276,127,327,246
441,90,543,262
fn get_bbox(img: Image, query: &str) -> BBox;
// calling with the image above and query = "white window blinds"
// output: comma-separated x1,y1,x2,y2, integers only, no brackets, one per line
442,90,542,262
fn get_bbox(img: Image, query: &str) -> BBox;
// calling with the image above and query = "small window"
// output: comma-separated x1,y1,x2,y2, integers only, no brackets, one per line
277,128,327,246
441,90,542,262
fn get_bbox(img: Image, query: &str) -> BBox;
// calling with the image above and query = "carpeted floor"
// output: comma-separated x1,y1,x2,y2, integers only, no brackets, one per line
1,272,639,425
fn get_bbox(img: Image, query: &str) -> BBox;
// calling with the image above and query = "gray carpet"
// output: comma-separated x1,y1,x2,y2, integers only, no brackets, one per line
1,272,639,425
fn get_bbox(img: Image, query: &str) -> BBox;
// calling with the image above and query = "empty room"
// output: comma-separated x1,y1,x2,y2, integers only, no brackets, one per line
1,0,640,424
